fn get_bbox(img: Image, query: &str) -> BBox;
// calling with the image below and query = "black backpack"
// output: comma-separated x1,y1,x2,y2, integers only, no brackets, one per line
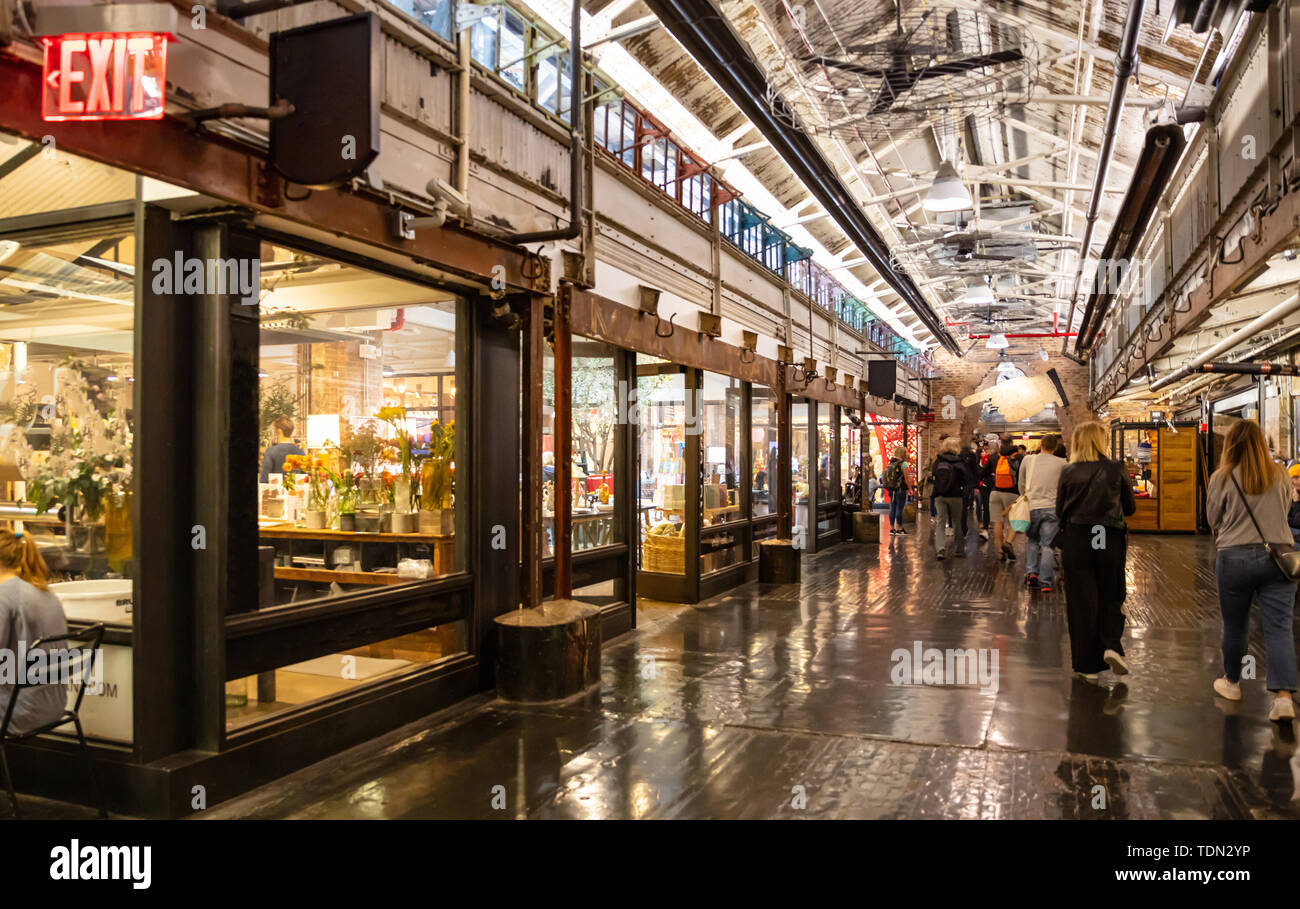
932,457,961,497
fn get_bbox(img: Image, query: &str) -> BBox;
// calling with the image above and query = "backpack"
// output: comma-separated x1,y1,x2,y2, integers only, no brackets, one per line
932,458,960,497
994,454,1017,490
881,461,905,491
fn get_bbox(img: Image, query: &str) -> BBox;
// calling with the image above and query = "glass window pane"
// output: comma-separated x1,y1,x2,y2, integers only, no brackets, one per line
536,51,559,113
637,356,686,575
841,410,861,500
557,52,572,123
499,12,526,90
700,372,744,574
751,386,777,516
817,405,836,534
470,11,499,70
541,341,620,556
391,0,453,39
792,401,809,536
256,243,465,609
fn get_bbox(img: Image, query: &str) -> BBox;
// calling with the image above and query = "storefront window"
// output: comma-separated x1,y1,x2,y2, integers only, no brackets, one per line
387,0,454,39
751,385,777,516
225,619,468,732
637,357,687,575
816,404,837,535
700,371,744,574
792,400,810,536
0,222,136,588
542,340,620,556
841,410,861,500
256,243,465,608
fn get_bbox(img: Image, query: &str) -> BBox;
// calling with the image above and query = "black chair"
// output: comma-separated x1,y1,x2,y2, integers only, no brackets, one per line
0,623,106,818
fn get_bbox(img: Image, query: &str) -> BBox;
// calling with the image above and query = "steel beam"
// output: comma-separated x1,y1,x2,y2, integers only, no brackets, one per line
640,0,959,354
0,51,545,294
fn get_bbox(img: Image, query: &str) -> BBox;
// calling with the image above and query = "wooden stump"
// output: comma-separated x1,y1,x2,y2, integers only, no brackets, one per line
853,510,881,543
758,538,801,584
494,599,602,702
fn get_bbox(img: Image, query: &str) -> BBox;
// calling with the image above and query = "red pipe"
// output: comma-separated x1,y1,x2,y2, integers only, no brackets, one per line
966,331,1078,339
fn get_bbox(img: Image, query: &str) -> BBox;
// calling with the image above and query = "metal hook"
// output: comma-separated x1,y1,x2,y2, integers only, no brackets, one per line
655,312,677,338
739,347,756,364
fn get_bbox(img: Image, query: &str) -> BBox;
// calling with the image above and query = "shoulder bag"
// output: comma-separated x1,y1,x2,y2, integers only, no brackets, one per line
1227,472,1300,580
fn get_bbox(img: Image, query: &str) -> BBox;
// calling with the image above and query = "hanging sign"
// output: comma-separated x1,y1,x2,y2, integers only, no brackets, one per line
42,32,170,121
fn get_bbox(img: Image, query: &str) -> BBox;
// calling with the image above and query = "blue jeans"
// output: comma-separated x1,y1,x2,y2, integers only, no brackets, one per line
1216,546,1298,691
1024,508,1058,584
888,490,906,528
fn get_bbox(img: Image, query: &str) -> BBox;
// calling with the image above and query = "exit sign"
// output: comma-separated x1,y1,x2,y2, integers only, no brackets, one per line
42,32,170,121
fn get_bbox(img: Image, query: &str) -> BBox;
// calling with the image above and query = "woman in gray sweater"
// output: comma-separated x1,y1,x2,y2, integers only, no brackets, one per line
1206,420,1296,722
0,530,68,736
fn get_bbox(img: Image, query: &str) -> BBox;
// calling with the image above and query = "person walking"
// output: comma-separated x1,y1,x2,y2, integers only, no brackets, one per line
1207,420,1297,722
1019,433,1065,593
1287,463,1300,544
960,438,980,540
982,434,1022,562
930,437,969,560
882,445,912,535
1057,421,1136,681
977,440,993,540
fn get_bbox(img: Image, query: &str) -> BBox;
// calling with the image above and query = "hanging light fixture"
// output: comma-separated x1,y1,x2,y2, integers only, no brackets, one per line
964,280,995,305
985,333,1010,349
923,161,973,213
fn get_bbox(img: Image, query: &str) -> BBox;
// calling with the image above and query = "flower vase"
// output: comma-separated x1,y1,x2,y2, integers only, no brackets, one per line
305,510,327,529
391,511,415,534
105,492,132,574
339,512,356,532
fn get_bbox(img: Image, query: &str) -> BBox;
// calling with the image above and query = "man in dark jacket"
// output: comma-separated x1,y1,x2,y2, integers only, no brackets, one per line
959,439,980,539
931,437,970,559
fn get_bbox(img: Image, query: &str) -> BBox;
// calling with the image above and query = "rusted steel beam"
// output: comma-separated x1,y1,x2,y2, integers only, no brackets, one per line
0,50,545,294
776,365,792,541
553,287,574,600
567,287,888,414
520,294,546,609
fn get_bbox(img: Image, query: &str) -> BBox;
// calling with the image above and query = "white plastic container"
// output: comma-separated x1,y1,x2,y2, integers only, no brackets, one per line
49,579,133,627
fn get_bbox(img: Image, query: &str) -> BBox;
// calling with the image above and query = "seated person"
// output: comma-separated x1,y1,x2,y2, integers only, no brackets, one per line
0,530,70,736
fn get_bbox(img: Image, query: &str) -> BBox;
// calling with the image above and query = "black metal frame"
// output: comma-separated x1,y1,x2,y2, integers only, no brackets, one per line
0,623,106,818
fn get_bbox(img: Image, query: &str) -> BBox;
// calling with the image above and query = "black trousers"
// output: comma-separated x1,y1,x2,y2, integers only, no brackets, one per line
1060,523,1128,674
979,486,991,529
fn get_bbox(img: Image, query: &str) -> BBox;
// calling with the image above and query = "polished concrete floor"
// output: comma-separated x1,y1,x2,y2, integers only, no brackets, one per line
196,519,1300,820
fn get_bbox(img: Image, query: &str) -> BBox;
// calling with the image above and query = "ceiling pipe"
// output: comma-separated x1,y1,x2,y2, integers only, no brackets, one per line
508,0,583,244
1074,122,1187,352
640,0,960,355
1149,291,1300,391
1192,361,1300,376
1060,0,1147,356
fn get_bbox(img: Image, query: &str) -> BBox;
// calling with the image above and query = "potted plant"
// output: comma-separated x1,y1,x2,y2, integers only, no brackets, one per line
284,453,331,528
419,420,455,535
376,406,417,532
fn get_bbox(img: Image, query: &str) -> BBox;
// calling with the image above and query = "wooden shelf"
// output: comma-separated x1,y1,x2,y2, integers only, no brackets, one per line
274,566,408,586
258,522,452,543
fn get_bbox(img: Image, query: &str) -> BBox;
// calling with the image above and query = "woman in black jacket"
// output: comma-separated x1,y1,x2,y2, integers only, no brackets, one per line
1056,421,1137,680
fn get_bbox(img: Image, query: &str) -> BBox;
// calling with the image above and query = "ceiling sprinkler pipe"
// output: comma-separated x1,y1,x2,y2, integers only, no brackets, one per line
1060,0,1147,356
1149,291,1300,391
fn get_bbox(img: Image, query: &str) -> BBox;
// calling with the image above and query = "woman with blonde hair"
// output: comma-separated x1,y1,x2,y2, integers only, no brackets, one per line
0,530,69,735
1207,420,1296,721
1056,421,1136,680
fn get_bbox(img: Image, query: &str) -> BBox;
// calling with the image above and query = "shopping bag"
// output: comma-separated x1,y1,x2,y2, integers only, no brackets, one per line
1008,495,1031,533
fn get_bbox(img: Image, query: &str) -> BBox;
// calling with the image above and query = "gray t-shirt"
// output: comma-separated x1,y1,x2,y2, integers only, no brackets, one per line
1020,452,1066,511
1207,467,1293,549
0,577,69,736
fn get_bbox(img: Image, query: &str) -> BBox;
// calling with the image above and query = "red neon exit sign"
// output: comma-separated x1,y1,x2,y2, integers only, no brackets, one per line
42,32,170,121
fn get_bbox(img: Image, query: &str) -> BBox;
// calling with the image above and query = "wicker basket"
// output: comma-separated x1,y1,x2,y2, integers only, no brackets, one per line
643,531,685,574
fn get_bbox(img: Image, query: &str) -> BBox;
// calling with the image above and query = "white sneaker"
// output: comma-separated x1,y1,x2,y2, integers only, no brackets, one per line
1213,677,1242,701
1103,649,1129,675
1075,671,1101,682
1270,697,1296,722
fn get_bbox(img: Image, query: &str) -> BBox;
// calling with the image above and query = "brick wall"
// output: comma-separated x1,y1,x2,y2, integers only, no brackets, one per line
919,337,1094,464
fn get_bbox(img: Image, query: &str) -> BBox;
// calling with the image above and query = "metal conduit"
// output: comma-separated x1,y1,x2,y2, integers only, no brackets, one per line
1060,0,1147,358
1149,291,1300,391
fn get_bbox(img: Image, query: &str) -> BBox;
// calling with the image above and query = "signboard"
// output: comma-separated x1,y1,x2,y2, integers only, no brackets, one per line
42,32,170,121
